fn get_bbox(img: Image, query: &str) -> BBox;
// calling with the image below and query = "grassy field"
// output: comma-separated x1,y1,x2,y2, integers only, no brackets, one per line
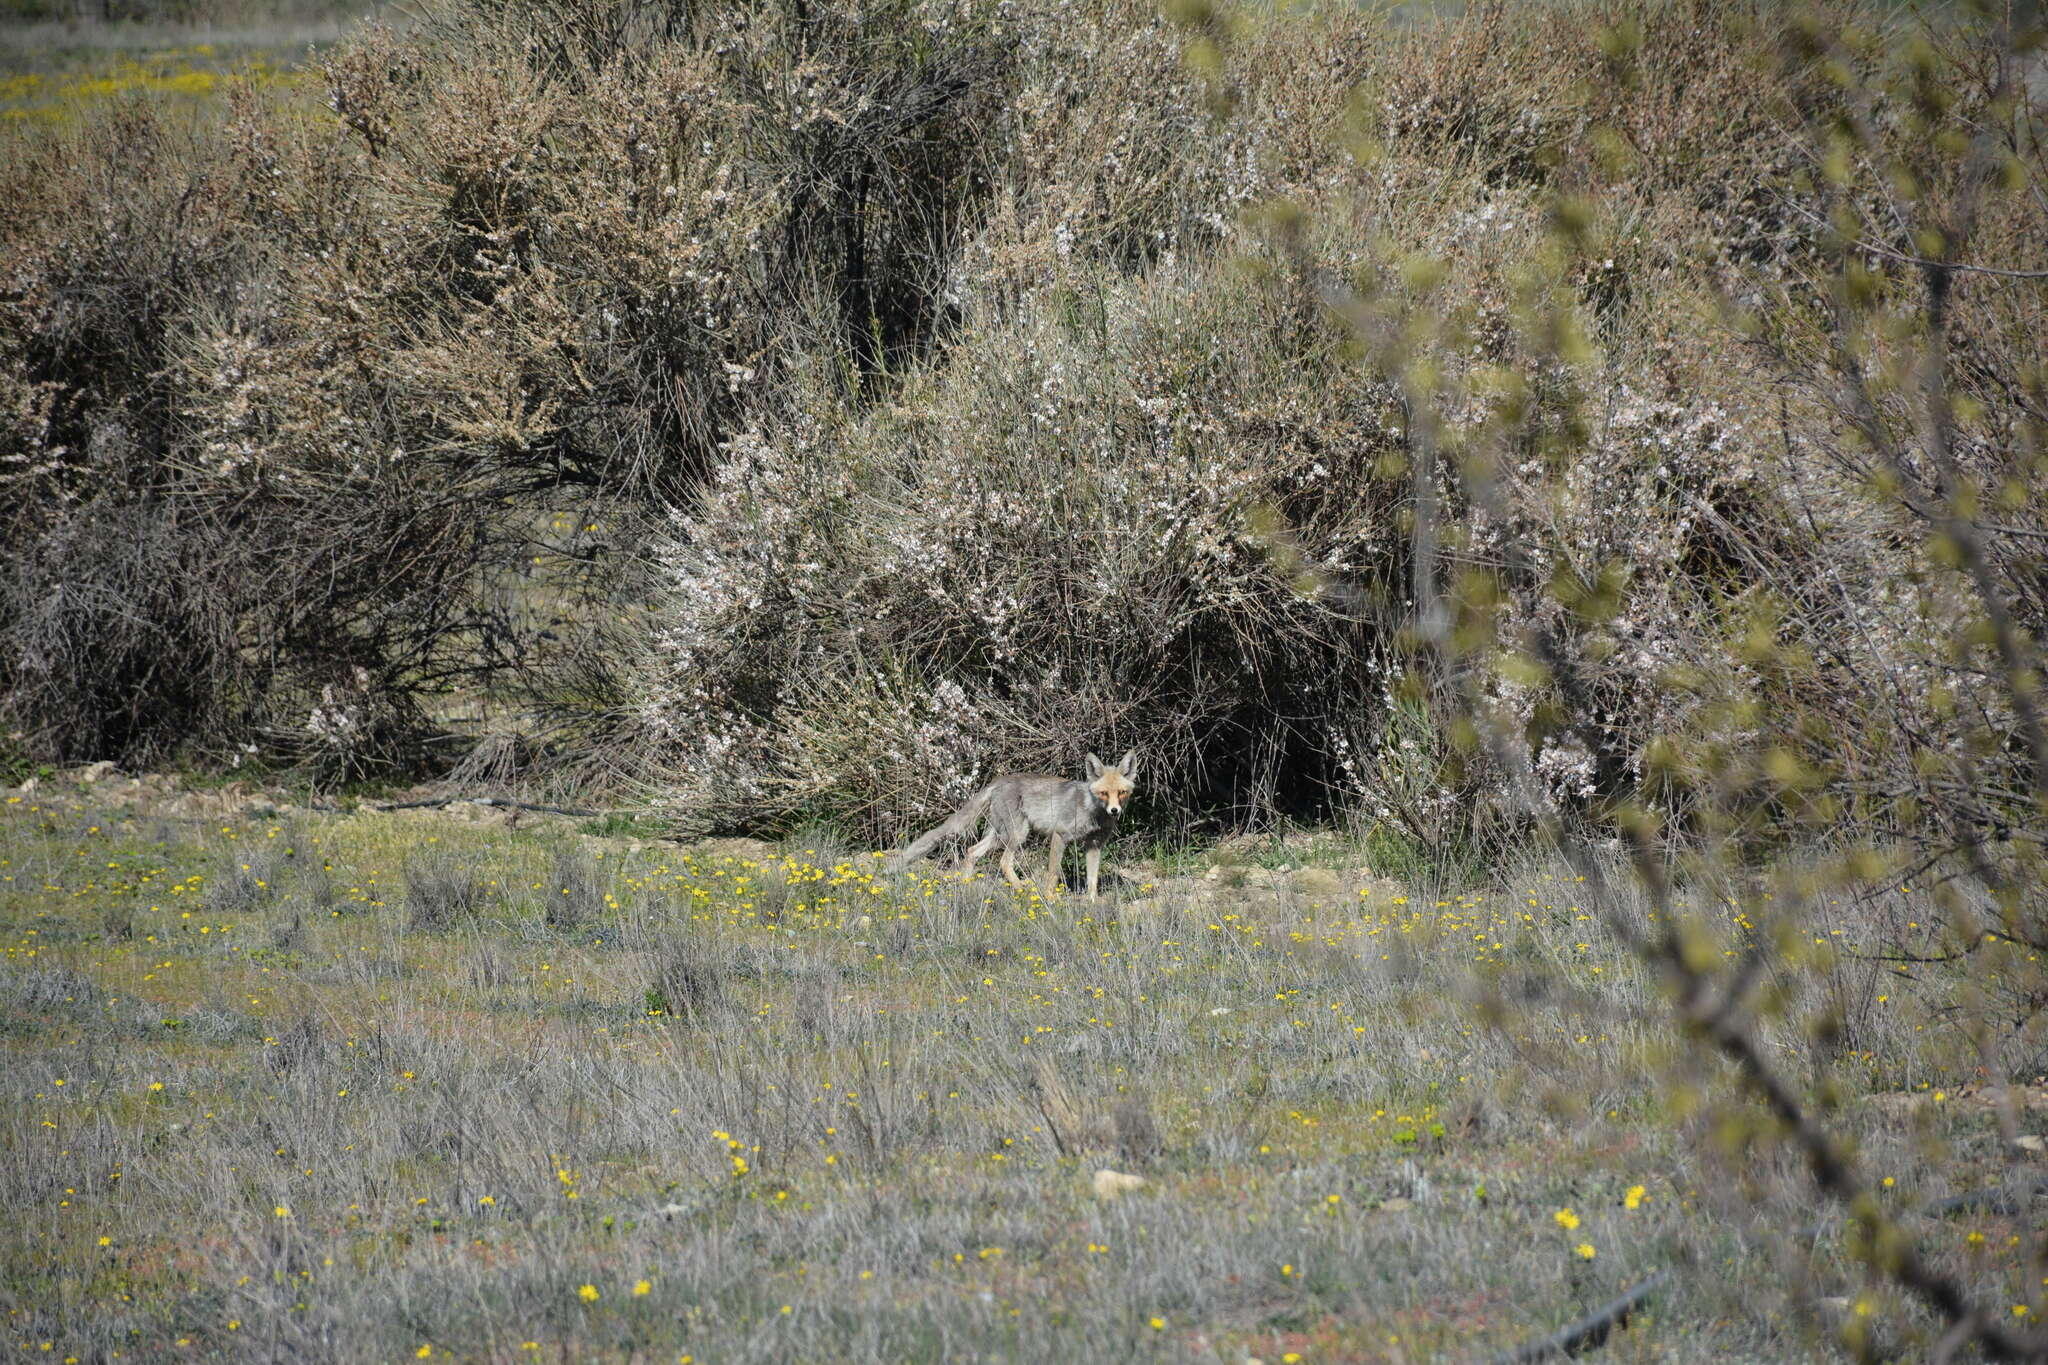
2,773,2040,1362
0,11,340,122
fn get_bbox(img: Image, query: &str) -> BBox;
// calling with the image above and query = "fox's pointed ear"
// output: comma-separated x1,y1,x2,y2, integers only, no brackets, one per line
1116,750,1138,780
1085,753,1104,779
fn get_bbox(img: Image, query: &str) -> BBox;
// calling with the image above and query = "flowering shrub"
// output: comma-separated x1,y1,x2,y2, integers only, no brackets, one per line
637,221,1452,834
0,0,1019,767
1,0,2039,861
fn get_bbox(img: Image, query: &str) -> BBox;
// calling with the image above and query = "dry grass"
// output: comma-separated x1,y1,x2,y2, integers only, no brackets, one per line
0,10,337,119
2,778,2039,1362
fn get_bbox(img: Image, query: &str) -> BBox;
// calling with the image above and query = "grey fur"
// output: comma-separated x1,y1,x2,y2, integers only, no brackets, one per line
885,752,1137,898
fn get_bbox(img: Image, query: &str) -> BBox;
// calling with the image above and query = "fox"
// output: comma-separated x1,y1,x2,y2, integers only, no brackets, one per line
886,751,1138,899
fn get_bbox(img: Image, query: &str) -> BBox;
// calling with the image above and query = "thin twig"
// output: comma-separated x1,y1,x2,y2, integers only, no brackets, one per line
1490,1271,1673,1364
1778,194,2048,278
371,795,611,818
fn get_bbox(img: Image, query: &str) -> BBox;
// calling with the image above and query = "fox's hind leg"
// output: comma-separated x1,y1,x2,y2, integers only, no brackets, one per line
960,832,997,880
983,798,1030,888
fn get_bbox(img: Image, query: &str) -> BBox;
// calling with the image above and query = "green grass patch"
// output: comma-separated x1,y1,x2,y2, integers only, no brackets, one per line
0,785,2030,1361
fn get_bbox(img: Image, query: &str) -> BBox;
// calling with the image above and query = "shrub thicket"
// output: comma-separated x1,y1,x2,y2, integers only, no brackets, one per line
634,0,2042,851
1,0,2040,853
1,0,1028,775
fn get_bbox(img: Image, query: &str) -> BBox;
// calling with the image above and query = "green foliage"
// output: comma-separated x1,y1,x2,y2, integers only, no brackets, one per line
1358,823,1435,884
1247,1,2048,1354
576,812,666,840
0,748,54,788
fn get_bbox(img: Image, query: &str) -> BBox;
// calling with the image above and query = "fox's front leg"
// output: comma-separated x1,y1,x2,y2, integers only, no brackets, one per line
1085,847,1101,900
1042,833,1065,895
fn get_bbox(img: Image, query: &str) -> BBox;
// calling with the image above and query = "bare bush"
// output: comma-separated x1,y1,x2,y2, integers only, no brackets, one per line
403,848,486,931
542,845,605,932
644,936,728,1021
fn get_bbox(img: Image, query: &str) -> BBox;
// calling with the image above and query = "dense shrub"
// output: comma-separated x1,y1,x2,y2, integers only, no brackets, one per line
1,0,2041,859
0,0,1032,772
0,0,1266,784
638,261,1401,834
633,0,2046,852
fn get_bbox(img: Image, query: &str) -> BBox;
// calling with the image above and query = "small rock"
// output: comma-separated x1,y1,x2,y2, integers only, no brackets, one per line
1091,1169,1148,1200
689,837,776,863
2014,1134,2045,1154
1817,1296,1853,1316
1379,1196,1414,1213
1209,1007,1232,1017
74,760,117,783
1292,867,1344,899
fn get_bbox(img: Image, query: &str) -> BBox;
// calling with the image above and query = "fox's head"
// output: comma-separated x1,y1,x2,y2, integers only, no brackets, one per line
1084,750,1139,816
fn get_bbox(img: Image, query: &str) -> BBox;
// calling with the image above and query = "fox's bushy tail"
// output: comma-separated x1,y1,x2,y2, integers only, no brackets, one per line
885,785,994,871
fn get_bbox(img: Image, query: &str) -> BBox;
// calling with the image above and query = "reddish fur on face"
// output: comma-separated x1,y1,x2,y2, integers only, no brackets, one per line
1091,771,1134,815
